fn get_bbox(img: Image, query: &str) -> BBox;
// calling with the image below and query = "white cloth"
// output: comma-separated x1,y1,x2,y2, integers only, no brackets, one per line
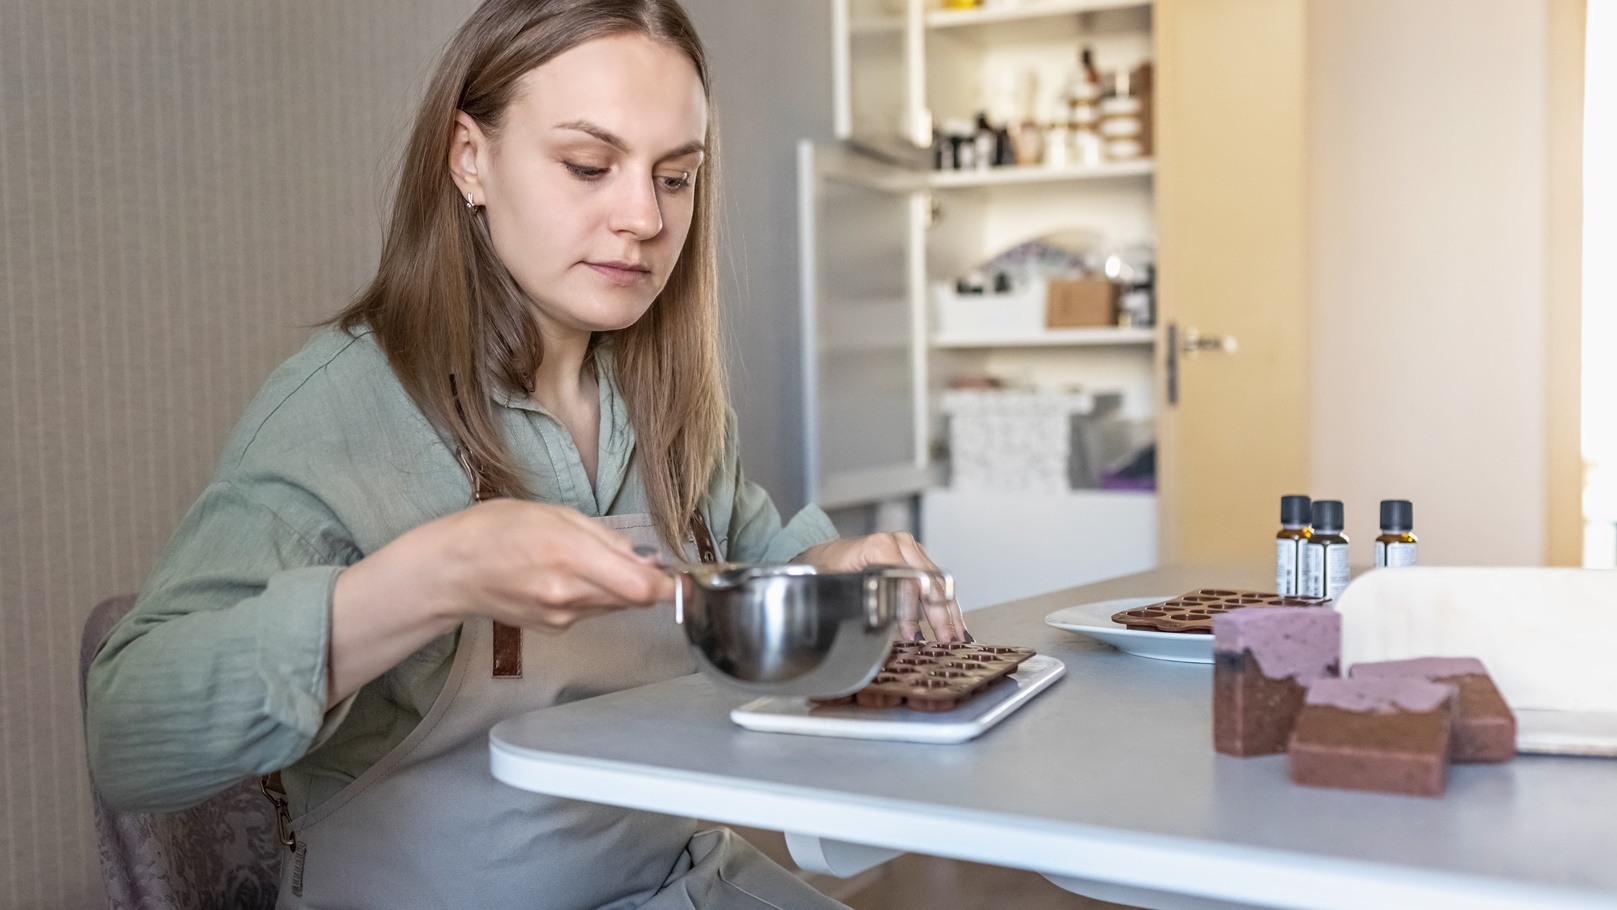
1336,567,1617,712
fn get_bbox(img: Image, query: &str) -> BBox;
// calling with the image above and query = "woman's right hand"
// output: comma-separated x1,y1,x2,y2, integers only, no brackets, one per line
422,499,675,631
326,499,673,706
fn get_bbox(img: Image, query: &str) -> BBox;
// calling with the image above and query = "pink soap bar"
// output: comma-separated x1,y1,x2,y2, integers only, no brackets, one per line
1289,677,1455,798
1350,657,1515,762
1212,608,1341,757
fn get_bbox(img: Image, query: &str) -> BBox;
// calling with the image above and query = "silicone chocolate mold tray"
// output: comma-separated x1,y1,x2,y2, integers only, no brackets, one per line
1113,589,1332,635
813,642,1037,712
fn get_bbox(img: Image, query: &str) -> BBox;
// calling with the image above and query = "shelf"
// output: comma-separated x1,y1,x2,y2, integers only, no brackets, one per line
931,326,1155,348
926,0,1151,31
854,0,1151,36
927,158,1152,188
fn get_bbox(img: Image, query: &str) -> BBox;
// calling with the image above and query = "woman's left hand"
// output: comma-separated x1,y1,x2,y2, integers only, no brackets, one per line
794,533,970,643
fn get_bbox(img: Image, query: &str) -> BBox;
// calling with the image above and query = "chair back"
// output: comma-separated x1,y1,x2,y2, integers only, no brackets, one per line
79,595,282,910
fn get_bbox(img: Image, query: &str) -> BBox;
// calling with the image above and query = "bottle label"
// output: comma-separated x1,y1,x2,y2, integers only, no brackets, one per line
1299,544,1324,597
1376,541,1417,569
1324,543,1351,599
1275,538,1300,595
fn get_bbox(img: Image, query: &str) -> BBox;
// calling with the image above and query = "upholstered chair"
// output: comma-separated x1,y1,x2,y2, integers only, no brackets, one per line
79,595,281,910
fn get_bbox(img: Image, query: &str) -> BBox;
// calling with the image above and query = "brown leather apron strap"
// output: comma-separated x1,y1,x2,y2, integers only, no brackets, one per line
457,442,518,677
689,511,719,564
450,375,527,678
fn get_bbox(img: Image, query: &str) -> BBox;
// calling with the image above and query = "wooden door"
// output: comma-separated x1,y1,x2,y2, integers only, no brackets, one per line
1154,0,1310,564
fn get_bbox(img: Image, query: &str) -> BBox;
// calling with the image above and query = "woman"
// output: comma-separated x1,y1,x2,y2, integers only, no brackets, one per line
85,1,965,907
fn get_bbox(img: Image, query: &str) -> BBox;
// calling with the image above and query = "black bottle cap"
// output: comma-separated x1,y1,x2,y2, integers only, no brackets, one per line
1311,500,1344,534
1280,495,1311,526
1380,499,1413,533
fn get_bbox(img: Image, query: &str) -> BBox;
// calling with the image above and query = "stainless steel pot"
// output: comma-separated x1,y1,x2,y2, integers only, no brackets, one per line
673,564,954,697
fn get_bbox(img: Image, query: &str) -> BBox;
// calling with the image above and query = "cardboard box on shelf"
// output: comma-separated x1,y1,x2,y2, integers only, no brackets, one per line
1046,276,1121,328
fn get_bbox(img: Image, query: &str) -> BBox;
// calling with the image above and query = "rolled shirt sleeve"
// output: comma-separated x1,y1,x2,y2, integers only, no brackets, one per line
713,414,839,565
86,480,356,813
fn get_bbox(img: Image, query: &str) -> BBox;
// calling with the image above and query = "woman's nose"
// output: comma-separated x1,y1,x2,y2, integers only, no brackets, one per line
611,175,663,240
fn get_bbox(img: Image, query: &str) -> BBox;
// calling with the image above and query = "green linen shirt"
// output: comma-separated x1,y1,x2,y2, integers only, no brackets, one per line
86,326,838,818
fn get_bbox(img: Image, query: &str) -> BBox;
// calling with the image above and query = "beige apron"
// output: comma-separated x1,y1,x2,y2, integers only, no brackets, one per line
275,513,847,910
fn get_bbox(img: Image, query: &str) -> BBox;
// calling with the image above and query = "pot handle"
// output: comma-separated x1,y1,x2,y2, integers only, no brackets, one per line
862,566,955,633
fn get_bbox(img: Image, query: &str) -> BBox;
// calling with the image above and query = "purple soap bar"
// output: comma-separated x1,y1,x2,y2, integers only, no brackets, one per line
1290,677,1456,797
1350,657,1516,763
1351,657,1486,680
1304,676,1454,713
1214,607,1341,681
1213,608,1341,757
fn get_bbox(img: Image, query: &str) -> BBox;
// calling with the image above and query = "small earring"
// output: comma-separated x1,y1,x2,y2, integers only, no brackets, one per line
464,193,478,211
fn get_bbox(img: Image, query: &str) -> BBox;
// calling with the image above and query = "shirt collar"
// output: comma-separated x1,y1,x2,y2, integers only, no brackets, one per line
489,352,636,511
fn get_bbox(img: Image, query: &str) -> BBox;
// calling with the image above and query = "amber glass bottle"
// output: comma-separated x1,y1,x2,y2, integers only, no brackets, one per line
1375,500,1418,568
1300,500,1350,600
1274,495,1312,595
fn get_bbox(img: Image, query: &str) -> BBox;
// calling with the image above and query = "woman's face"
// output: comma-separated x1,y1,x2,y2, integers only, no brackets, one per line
452,34,708,336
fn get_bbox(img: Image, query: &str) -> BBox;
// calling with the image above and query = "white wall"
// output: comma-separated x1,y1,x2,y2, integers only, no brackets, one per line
1309,0,1550,566
1583,0,1616,567
679,0,836,513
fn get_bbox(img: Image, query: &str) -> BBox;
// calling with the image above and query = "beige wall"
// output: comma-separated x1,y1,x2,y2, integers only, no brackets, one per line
0,3,476,905
1308,0,1559,565
0,2,838,904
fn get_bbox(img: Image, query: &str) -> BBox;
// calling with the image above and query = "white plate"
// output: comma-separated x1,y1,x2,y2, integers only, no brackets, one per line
729,655,1066,744
1044,596,1214,664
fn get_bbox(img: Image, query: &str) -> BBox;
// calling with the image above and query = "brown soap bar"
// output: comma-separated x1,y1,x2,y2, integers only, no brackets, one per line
1114,589,1331,635
1349,657,1515,763
812,642,1035,713
1213,607,1341,757
1289,677,1455,798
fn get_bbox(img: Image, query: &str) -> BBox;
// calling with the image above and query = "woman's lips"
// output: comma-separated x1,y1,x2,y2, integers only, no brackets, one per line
585,261,650,286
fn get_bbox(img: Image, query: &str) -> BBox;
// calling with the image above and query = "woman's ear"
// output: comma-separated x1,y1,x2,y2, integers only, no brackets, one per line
448,110,490,205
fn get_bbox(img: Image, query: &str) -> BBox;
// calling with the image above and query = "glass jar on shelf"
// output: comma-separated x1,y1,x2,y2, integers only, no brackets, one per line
1099,68,1145,161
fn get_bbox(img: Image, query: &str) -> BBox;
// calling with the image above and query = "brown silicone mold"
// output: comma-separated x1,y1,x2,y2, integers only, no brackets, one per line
1111,589,1332,634
812,643,1037,712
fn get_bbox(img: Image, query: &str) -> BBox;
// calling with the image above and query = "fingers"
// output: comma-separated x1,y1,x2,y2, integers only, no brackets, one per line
896,598,923,643
836,531,964,644
886,532,969,643
881,532,948,642
547,534,675,607
465,502,675,630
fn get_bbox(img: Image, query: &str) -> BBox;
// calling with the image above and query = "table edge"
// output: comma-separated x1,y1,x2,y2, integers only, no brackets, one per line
488,735,1617,910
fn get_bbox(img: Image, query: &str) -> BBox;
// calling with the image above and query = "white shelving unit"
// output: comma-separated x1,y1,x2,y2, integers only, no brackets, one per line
811,0,1159,593
926,0,1151,42
932,325,1154,348
926,158,1152,188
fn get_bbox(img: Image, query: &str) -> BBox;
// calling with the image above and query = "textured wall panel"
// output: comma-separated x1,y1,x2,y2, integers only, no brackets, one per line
0,3,476,906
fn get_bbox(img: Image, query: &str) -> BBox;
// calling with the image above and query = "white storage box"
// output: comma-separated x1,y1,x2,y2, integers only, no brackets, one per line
941,388,1114,493
932,281,1045,340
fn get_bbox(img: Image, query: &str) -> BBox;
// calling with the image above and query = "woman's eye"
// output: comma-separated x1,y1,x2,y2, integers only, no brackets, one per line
658,172,693,193
564,162,608,181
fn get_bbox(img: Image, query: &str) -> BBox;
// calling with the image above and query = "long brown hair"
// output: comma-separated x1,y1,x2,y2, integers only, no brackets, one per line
332,0,727,550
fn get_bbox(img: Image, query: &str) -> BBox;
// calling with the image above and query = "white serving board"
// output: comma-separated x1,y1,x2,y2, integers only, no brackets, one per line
730,655,1065,744
1516,709,1617,757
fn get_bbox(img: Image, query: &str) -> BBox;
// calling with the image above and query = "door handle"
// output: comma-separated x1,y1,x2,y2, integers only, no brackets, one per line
1165,324,1239,407
1180,327,1238,355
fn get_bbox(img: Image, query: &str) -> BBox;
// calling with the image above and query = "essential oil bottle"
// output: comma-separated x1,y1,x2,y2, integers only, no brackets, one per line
1275,495,1312,595
1300,500,1350,600
1375,500,1417,568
